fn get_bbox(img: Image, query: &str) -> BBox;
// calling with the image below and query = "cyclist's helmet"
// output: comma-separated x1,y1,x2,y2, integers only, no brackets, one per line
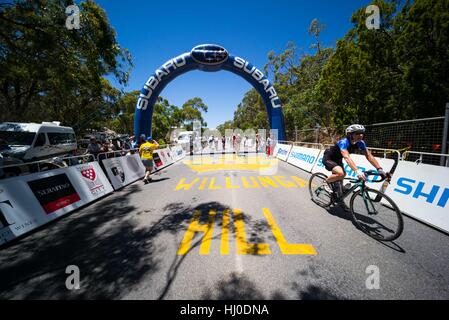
146,136,153,142
345,124,366,135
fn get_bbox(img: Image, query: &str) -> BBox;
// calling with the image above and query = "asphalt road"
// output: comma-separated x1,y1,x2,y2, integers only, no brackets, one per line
1,153,448,300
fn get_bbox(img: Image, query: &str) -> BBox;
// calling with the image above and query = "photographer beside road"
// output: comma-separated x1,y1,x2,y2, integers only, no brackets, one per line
139,136,159,184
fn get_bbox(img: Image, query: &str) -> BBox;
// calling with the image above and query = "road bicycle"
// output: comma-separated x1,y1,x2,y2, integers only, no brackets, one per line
309,170,403,241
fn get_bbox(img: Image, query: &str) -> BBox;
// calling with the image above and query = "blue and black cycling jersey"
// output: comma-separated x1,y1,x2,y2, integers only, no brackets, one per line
325,137,367,163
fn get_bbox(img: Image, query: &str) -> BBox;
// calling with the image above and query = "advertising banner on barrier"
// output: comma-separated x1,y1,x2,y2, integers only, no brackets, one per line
102,154,146,190
311,151,395,189
152,147,179,171
385,161,449,233
287,146,321,173
152,151,166,171
0,162,113,245
27,173,81,214
273,144,292,161
170,145,186,162
158,148,174,165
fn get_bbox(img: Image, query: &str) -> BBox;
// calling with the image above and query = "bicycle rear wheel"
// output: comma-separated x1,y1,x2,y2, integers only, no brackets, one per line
309,173,332,207
350,188,403,241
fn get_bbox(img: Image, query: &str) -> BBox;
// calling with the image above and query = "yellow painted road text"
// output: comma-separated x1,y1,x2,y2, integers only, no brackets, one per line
177,208,317,256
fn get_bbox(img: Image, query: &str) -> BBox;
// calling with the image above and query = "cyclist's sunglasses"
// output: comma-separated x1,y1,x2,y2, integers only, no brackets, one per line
353,131,365,135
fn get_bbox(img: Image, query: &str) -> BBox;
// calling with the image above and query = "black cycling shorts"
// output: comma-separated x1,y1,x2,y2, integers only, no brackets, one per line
323,150,345,172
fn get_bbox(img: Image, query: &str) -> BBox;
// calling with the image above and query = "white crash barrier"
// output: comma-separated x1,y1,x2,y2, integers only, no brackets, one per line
273,143,292,161
287,146,321,173
169,145,186,162
0,162,113,245
152,147,174,171
101,153,146,190
159,148,174,165
384,161,449,233
311,151,396,190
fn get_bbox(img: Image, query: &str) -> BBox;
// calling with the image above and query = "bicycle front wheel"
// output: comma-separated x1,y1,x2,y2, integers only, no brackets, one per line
309,173,332,207
350,188,403,241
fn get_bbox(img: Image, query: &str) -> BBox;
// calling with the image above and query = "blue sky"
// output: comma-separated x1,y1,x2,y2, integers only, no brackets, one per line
94,0,372,128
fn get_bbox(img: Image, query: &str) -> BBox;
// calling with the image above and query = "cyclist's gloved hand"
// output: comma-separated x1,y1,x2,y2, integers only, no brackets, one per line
377,168,388,179
356,170,366,181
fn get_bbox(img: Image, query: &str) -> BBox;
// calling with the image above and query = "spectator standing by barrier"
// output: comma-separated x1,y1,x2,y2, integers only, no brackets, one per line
123,137,132,151
189,135,194,155
139,135,146,147
208,135,214,150
101,141,110,153
139,136,159,184
266,135,273,157
85,136,102,159
255,134,260,153
222,136,226,151
110,139,120,151
235,134,242,155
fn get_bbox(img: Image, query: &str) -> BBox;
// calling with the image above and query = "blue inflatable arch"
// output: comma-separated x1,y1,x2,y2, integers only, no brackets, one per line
134,44,286,142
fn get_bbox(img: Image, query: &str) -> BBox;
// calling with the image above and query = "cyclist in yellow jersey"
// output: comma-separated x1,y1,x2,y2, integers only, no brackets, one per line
139,136,159,184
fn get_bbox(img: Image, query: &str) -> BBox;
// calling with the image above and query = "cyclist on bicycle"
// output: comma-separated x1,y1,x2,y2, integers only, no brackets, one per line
323,124,388,210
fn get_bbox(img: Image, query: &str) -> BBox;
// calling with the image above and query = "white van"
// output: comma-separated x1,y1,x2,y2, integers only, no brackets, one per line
176,131,194,143
0,122,77,162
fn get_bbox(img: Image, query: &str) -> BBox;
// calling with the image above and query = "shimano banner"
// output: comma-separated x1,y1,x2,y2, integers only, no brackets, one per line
273,143,292,161
134,44,286,142
385,161,449,233
287,146,321,173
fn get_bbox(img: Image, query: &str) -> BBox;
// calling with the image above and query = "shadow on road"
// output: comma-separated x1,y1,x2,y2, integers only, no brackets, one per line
325,206,406,253
0,184,163,299
148,177,171,183
200,272,279,300
199,270,343,300
0,194,276,299
0,194,214,300
157,201,274,300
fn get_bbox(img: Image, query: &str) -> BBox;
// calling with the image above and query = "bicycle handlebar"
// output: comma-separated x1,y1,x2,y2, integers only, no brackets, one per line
346,169,390,183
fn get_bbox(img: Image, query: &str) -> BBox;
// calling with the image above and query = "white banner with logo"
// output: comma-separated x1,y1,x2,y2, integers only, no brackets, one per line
384,161,449,233
287,146,321,173
311,151,395,190
102,154,146,190
169,145,186,162
273,144,292,161
153,147,178,171
160,148,174,164
0,162,113,245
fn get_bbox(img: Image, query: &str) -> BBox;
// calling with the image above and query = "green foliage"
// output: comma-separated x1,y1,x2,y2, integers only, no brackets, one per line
216,120,234,136
218,0,449,141
179,97,208,130
0,0,133,131
320,0,449,126
233,89,268,131
108,90,139,134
